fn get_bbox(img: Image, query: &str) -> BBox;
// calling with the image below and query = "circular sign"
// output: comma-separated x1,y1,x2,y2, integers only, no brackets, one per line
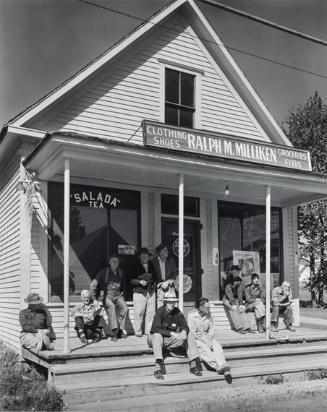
172,238,190,258
174,274,193,294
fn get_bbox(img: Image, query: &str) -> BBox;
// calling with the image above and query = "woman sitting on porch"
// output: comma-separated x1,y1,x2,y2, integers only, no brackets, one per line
71,289,103,343
19,293,56,352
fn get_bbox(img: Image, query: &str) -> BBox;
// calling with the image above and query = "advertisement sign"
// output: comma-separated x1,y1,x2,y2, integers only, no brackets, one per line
143,120,312,171
233,250,260,277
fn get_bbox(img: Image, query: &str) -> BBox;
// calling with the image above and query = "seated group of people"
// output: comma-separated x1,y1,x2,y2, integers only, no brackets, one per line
148,292,232,383
18,249,295,385
223,265,296,334
19,242,178,350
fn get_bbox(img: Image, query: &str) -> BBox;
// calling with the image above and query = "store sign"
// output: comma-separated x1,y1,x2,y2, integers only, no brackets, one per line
143,121,312,171
71,190,121,209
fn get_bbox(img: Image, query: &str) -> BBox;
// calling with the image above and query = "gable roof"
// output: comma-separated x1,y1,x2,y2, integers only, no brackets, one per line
2,0,292,147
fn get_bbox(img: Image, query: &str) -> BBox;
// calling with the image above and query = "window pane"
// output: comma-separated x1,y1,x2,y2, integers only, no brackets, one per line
165,105,179,126
218,201,281,298
181,72,194,107
161,194,199,217
180,109,193,128
165,68,179,103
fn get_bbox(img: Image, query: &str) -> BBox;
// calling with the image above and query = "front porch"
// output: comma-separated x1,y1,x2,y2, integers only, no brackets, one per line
22,131,327,353
21,324,327,410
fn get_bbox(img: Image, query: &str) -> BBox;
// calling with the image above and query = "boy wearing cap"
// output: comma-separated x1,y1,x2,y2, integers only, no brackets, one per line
271,281,296,332
90,255,128,341
152,243,177,308
244,273,266,333
71,289,103,343
148,291,202,380
188,297,232,384
131,247,160,337
19,293,56,352
223,265,253,334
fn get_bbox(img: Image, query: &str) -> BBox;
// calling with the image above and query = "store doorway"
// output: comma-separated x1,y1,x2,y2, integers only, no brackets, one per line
161,217,202,308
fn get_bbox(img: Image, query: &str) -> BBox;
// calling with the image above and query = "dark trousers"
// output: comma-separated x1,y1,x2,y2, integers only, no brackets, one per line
271,305,294,326
74,315,101,339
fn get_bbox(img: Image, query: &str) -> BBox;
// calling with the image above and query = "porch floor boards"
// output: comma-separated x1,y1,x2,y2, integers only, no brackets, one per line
39,326,327,361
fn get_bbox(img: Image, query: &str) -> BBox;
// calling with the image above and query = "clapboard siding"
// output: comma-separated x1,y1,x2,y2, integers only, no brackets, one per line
45,15,268,143
0,155,22,348
30,213,42,294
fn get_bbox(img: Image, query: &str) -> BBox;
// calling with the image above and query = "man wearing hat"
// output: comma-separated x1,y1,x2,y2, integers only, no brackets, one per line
90,254,128,341
152,243,177,308
148,291,202,380
131,247,161,337
19,293,56,352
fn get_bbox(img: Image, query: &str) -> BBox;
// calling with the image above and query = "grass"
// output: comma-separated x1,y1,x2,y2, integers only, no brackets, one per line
0,342,64,411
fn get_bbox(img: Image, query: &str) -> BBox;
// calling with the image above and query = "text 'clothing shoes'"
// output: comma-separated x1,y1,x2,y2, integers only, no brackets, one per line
287,325,296,331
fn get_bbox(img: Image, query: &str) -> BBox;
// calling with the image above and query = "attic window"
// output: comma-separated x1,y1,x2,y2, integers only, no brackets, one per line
165,68,195,128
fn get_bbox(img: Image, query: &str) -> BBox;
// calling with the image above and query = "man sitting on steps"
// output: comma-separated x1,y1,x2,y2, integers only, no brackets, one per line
188,297,232,384
271,281,296,332
147,291,202,380
244,273,266,333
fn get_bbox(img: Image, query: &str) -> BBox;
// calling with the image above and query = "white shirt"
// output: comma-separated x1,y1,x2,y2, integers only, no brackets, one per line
158,258,166,280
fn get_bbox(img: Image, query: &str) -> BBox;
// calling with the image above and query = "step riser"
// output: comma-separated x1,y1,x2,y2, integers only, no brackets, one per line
62,370,310,406
54,351,327,382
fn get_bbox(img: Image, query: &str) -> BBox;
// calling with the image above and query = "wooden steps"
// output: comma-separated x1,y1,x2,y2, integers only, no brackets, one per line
60,354,327,407
21,331,327,409
52,343,327,377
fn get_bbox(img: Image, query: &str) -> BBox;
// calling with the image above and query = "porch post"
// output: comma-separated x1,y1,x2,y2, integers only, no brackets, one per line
178,174,184,312
63,159,71,353
265,185,271,339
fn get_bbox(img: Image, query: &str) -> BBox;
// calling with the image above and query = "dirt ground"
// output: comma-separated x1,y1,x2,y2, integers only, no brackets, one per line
224,392,327,412
301,306,327,319
168,378,327,412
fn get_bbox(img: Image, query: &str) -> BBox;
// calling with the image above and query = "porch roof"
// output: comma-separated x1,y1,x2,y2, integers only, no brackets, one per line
23,131,327,208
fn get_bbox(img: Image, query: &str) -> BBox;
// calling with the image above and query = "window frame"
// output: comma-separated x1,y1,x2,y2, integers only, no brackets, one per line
159,61,202,129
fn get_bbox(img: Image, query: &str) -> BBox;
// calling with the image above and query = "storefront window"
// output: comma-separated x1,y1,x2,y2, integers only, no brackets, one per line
48,182,140,302
218,201,282,297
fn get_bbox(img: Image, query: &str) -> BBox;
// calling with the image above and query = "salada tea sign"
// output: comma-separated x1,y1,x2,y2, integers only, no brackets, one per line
143,121,312,171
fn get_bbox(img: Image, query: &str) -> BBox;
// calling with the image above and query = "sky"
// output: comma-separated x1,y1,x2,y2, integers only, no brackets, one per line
0,0,326,129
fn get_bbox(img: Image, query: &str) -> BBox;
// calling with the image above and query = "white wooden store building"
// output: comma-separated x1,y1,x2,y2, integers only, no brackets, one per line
1,0,327,350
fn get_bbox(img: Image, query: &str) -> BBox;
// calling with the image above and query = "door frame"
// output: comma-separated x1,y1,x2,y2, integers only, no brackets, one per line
161,216,202,305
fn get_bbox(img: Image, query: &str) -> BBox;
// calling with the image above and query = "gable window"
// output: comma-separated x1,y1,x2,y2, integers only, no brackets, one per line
165,68,195,128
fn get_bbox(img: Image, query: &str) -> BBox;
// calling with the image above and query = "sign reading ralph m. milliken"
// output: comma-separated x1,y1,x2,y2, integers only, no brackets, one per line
143,121,312,171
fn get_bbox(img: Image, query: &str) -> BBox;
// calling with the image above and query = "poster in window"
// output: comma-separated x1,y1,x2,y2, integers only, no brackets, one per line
232,250,260,277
